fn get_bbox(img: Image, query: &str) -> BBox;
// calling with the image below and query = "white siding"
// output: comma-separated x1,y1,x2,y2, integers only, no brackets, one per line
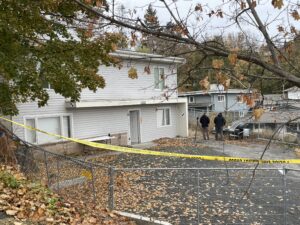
12,58,187,144
13,98,187,144
12,91,66,140
72,104,181,143
80,60,178,101
288,91,300,100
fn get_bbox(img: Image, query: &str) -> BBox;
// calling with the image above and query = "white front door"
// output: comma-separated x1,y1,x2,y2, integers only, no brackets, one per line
129,110,140,144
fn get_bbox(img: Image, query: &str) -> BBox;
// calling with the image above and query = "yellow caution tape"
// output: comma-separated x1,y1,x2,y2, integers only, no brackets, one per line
1,116,300,164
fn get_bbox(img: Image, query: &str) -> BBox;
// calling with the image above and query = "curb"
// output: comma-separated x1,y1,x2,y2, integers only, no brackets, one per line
114,211,172,225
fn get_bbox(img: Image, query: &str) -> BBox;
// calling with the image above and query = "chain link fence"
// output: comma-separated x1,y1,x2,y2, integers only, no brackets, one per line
253,122,300,146
1,123,300,224
110,167,300,225
188,109,248,132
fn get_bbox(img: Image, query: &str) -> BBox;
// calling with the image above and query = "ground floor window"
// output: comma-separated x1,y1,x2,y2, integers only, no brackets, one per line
157,108,171,127
24,114,72,144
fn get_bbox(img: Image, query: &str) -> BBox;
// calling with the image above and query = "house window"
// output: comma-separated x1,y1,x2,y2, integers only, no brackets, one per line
154,68,165,90
239,111,245,118
157,108,171,127
189,96,195,103
24,114,72,144
218,95,225,102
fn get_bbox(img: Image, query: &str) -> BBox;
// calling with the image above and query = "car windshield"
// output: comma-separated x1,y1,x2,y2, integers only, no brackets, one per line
230,121,244,129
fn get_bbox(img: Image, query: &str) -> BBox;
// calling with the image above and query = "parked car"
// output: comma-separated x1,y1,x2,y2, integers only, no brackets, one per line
226,121,251,139
212,121,251,139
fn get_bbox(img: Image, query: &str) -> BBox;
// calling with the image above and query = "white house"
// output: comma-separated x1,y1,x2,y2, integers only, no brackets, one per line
11,50,188,152
179,84,251,116
283,86,300,100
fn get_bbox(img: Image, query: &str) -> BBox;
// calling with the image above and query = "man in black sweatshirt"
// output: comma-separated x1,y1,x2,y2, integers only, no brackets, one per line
214,113,226,141
199,113,210,140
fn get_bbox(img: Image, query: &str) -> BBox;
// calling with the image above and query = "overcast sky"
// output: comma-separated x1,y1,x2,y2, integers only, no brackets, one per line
113,0,298,44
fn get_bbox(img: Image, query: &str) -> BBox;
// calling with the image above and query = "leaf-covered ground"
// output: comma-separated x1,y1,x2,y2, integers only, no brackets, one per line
9,138,300,225
0,165,136,225
86,138,300,225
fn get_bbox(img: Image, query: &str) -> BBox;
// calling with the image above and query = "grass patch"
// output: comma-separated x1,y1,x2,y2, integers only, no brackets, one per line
0,171,21,189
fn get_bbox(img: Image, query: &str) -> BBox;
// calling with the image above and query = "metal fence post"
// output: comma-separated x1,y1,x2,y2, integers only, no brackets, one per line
43,151,50,184
108,167,115,210
56,158,60,192
90,166,97,204
283,167,288,225
197,169,200,225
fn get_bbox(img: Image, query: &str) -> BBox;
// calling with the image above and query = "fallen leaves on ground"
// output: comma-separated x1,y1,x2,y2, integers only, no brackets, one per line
0,164,136,225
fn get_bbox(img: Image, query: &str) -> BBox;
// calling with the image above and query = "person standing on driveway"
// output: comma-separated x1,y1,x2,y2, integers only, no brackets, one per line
199,113,210,140
214,113,226,141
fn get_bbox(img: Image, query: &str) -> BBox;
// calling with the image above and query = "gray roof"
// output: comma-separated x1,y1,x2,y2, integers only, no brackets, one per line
284,86,300,92
188,103,213,107
179,89,251,96
263,94,283,101
249,111,300,123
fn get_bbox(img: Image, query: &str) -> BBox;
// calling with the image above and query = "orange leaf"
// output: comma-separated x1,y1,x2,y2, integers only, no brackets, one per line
212,59,224,69
144,65,151,74
240,1,246,9
195,4,203,12
253,108,264,120
291,26,297,34
128,67,138,79
291,10,300,20
228,53,237,65
277,26,284,32
272,0,284,9
246,97,255,107
111,43,117,51
199,76,210,91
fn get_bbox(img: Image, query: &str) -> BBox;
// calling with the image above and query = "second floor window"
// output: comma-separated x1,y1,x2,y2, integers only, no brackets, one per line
154,68,165,90
189,96,195,103
218,95,225,102
239,111,245,118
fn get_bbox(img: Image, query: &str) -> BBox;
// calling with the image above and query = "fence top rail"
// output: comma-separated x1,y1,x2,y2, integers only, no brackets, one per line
25,144,109,169
113,167,290,171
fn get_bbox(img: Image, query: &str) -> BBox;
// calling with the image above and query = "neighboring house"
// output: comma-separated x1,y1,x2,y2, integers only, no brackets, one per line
179,84,251,117
283,86,300,100
248,110,300,143
262,93,300,111
262,94,283,110
11,50,188,151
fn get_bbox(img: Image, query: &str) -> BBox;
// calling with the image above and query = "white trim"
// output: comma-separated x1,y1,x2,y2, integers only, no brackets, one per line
110,50,186,64
23,113,73,144
66,98,186,108
156,107,172,128
128,108,142,145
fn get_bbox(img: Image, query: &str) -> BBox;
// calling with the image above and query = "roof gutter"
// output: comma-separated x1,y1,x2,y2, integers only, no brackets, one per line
110,50,186,64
